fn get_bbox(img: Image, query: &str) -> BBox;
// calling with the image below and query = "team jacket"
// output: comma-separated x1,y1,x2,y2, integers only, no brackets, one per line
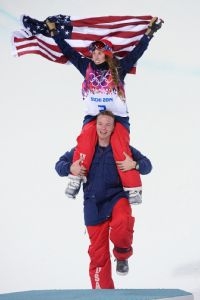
55,145,152,226
54,35,151,127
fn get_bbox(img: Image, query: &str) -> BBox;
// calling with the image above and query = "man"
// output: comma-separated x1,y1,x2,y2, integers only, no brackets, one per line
55,110,152,289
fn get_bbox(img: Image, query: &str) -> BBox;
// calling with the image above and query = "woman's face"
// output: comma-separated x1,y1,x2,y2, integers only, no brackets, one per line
92,49,106,65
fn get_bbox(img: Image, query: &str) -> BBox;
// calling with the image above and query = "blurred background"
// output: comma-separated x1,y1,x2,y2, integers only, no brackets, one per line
0,0,200,298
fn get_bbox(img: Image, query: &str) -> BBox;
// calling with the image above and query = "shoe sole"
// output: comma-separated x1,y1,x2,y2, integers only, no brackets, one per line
65,194,76,199
116,271,129,276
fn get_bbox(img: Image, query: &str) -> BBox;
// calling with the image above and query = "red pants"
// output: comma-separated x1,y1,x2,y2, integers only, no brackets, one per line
86,198,135,289
73,120,142,188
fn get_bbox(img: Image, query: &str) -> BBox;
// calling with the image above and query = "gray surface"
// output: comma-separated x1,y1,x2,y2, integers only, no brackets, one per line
0,289,193,300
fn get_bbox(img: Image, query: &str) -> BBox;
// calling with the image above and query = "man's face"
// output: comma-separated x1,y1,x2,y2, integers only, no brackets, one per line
96,114,114,140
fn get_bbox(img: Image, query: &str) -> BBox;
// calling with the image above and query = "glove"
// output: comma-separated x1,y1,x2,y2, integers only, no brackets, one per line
45,15,72,38
45,19,57,36
146,17,164,37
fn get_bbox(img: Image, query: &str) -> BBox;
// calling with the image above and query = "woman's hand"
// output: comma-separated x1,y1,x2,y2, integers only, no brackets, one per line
145,17,164,37
45,19,56,36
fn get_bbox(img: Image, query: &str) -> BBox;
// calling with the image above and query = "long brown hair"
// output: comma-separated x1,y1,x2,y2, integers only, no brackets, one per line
106,56,125,100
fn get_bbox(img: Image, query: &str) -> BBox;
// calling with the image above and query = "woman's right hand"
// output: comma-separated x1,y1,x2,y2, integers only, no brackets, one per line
45,19,56,36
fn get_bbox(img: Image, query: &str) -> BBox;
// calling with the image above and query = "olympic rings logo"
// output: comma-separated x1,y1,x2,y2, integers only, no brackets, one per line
88,70,113,88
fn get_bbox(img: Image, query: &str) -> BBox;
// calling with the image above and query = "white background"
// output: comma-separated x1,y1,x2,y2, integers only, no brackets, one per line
0,0,200,298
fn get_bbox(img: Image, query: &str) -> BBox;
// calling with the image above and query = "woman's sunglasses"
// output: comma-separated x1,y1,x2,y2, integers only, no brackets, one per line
89,41,112,52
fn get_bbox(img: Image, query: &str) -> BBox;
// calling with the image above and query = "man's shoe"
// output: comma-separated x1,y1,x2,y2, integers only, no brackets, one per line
116,259,129,276
124,187,142,205
65,174,82,199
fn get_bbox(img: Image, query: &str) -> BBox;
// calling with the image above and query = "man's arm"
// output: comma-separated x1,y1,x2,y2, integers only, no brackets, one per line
116,147,152,175
131,147,152,175
55,148,86,177
70,159,87,177
55,149,74,177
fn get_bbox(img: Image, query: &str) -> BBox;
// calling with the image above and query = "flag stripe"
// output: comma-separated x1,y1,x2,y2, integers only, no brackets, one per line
71,15,152,26
12,14,154,73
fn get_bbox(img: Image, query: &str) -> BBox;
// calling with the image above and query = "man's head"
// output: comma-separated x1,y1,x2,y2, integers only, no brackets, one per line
96,110,115,145
89,39,113,64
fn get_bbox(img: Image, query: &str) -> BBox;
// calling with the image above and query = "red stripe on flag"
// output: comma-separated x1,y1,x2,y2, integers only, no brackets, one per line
12,14,153,74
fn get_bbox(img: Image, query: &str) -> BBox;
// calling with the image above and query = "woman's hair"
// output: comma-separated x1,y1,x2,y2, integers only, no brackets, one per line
106,56,124,100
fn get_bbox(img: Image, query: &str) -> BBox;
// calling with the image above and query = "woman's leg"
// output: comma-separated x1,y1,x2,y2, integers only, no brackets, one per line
72,120,97,172
65,120,97,198
110,122,142,188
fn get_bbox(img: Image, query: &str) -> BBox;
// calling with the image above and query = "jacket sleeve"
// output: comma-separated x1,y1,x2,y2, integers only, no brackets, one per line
119,34,152,77
130,146,152,175
55,148,75,177
53,35,90,76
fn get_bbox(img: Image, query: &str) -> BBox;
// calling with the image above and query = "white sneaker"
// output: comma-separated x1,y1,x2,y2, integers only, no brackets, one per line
124,187,142,205
65,175,82,199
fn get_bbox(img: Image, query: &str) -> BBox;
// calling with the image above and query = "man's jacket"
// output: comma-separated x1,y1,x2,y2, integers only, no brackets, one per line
55,145,152,226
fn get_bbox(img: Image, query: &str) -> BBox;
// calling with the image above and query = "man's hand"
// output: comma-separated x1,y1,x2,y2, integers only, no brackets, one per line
116,152,137,172
70,158,87,177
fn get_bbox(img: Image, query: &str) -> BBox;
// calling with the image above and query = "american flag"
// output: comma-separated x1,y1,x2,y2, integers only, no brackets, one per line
11,14,154,73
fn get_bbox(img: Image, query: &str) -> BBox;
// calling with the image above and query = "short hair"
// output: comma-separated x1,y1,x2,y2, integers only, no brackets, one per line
97,110,115,120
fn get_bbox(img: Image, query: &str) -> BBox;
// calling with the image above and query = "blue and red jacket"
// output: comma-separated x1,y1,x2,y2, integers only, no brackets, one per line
54,34,151,129
55,145,152,226
54,34,151,80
